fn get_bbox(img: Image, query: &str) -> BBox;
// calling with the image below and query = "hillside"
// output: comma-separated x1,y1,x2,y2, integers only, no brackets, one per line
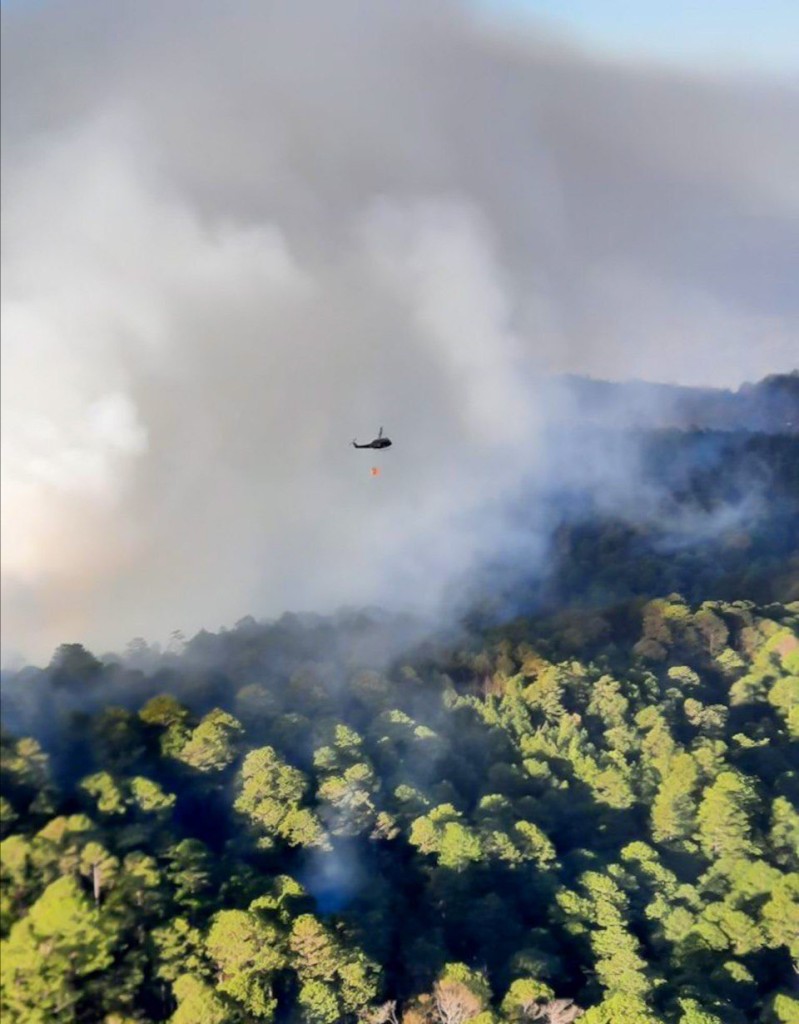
2,594,798,1024
552,372,799,435
2,383,798,1024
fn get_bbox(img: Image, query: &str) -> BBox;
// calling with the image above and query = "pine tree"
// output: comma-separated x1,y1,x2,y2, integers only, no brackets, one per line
695,771,759,861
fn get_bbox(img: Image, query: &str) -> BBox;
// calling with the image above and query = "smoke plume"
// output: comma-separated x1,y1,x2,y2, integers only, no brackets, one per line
2,0,797,661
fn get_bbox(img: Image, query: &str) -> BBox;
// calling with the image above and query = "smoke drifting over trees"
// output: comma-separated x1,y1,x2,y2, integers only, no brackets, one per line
2,577,798,1021
2,2,798,659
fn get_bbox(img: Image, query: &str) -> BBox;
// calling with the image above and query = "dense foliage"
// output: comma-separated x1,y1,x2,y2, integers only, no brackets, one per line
1,590,797,1023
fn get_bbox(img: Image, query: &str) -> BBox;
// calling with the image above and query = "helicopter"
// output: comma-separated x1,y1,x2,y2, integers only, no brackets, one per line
352,427,392,450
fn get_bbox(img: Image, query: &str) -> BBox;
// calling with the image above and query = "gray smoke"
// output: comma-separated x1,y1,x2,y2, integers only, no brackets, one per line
2,0,797,662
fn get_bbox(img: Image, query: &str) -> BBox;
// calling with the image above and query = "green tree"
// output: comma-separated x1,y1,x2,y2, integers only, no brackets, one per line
177,708,243,771
695,771,759,860
769,797,799,869
80,772,127,816
677,998,724,1024
139,695,192,757
205,909,285,1019
579,994,664,1024
289,915,339,981
0,735,54,821
317,762,378,837
409,805,482,871
235,746,326,849
289,914,381,1020
651,753,699,848
558,871,652,1000
297,979,339,1024
761,992,799,1024
513,820,557,867
500,978,555,1020
760,874,799,957
151,917,210,984
0,876,120,1023
0,834,36,935
170,974,229,1024
165,839,213,915
129,776,177,815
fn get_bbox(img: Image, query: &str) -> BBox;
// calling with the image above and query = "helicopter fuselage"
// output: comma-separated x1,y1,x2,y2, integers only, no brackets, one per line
353,438,392,449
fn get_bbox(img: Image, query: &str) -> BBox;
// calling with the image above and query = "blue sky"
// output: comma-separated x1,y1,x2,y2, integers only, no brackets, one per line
3,0,797,73
477,0,799,74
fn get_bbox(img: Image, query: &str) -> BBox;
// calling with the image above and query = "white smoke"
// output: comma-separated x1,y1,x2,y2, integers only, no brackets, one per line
2,0,796,661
